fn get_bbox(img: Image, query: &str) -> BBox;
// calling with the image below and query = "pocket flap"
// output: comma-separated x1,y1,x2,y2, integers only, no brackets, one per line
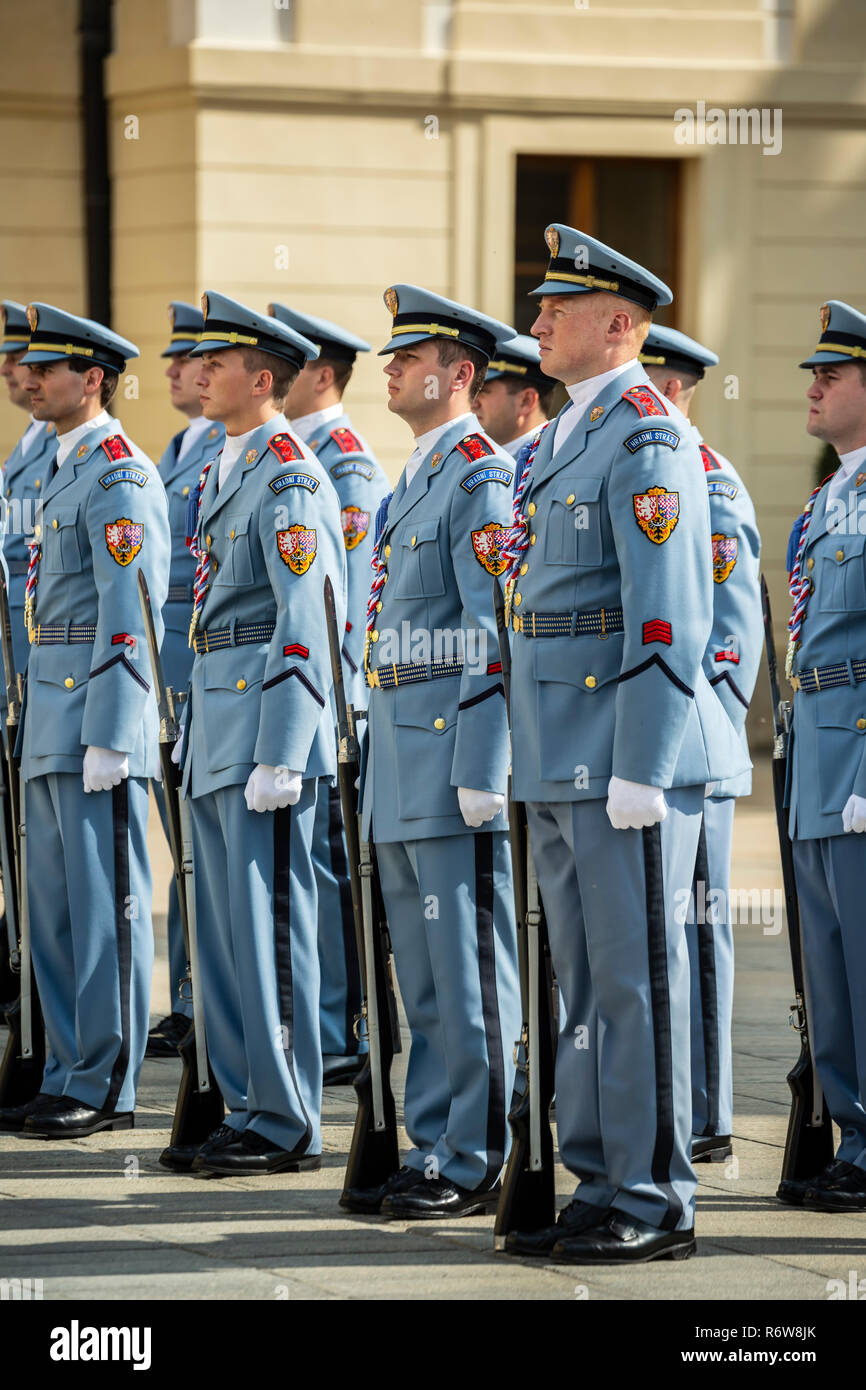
815,685,866,731
402,518,440,546
49,504,79,530
225,512,252,538
202,665,264,694
534,633,622,690
392,677,458,730
551,475,603,506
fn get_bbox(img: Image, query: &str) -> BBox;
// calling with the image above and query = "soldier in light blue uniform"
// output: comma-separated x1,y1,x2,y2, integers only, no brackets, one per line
176,292,347,1176
0,304,170,1138
270,303,390,1085
782,300,866,1211
641,325,763,1163
504,227,748,1263
1,301,58,673
352,285,521,1219
474,333,556,460
146,302,225,1057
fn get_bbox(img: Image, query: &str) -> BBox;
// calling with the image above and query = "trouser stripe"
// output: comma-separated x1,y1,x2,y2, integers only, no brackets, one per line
474,833,507,1187
642,823,683,1232
693,819,721,1136
273,806,313,1154
104,781,132,1114
327,783,362,1053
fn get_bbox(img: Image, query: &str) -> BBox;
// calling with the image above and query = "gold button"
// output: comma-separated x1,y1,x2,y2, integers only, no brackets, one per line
527,502,536,517
371,630,379,642
236,679,246,691
210,558,218,572
411,535,417,547
382,573,388,583
34,525,41,539
529,534,537,546
182,485,190,496
230,529,235,539
384,545,391,557
206,534,212,548
434,717,446,731
837,549,844,561
64,677,74,689
807,557,814,571
585,675,597,689
566,493,575,506
858,718,866,731
376,601,382,613
513,592,522,607
52,518,58,530
520,563,528,575
34,479,41,490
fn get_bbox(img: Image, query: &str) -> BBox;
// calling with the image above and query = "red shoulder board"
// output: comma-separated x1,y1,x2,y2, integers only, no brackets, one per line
330,426,364,454
621,385,669,418
455,433,494,463
268,432,303,463
101,434,133,462
700,444,721,472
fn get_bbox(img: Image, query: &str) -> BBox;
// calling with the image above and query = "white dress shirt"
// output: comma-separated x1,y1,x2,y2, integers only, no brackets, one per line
55,409,114,469
553,359,638,455
20,416,44,458
504,425,545,461
217,423,260,491
177,414,213,464
291,402,345,445
405,411,474,486
827,443,866,507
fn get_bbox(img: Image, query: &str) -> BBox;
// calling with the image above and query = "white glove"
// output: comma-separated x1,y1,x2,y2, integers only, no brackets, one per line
842,794,866,833
458,786,505,828
244,764,302,813
83,746,129,794
606,775,667,831
170,738,183,767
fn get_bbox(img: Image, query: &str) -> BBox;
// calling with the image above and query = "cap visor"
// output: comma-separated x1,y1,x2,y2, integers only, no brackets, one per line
161,340,199,358
799,350,857,368
377,330,437,355
19,348,68,364
529,279,596,298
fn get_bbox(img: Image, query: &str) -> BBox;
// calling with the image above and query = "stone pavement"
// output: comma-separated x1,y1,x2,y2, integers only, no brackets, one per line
1,757,865,1302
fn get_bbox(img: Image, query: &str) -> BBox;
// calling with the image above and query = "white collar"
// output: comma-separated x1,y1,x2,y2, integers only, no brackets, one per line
405,411,474,486
292,402,344,442
20,416,44,456
55,409,113,468
503,425,545,460
837,443,866,475
564,359,637,416
177,414,212,462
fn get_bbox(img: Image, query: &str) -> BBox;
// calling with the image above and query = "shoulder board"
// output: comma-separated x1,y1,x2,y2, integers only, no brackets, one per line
707,479,738,500
624,427,679,454
455,433,495,463
330,426,364,454
99,466,148,490
101,434,133,462
330,458,375,481
460,465,514,493
700,443,721,471
269,471,319,495
268,432,303,464
621,385,669,418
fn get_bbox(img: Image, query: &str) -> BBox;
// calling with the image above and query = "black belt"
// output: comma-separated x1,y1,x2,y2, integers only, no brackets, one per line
367,658,463,690
167,584,192,603
31,622,96,645
193,619,276,654
790,659,866,693
512,606,624,638
5,560,29,576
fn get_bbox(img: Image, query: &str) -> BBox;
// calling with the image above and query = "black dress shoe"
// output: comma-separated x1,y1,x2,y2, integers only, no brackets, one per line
322,1054,366,1087
552,1209,696,1264
192,1128,321,1177
777,1158,852,1207
22,1096,134,1139
159,1123,239,1173
146,1012,191,1059
0,1092,63,1135
692,1134,733,1163
503,1198,603,1257
382,1175,500,1220
802,1160,866,1211
341,1165,423,1215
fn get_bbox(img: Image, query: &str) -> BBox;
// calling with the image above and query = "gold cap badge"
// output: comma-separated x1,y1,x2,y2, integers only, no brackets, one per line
545,226,560,258
168,303,176,329
26,305,38,331
200,293,209,318
819,304,830,332
384,287,399,317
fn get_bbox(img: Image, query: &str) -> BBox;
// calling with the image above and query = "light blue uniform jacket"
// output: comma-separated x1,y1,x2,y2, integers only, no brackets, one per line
360,416,514,844
509,367,749,804
3,421,58,673
20,422,170,780
180,415,346,798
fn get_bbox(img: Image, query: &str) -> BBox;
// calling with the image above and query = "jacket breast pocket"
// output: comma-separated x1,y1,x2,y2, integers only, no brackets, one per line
201,663,264,772
543,476,603,567
393,678,459,819
214,512,254,587
818,535,866,613
815,689,866,812
393,518,446,599
42,504,82,574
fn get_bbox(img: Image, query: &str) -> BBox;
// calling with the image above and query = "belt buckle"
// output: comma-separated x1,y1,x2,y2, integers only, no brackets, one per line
367,668,379,689
512,615,521,634
789,674,800,692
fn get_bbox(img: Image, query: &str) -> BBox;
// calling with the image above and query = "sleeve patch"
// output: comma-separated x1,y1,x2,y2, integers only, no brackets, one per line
267,432,303,464
700,444,721,471
460,465,513,493
269,471,319,495
341,505,370,551
331,458,374,480
330,426,364,454
105,518,144,566
277,524,317,573
642,619,672,646
487,661,502,675
283,643,309,659
624,428,679,454
714,649,740,664
100,434,133,462
456,433,495,463
99,466,148,489
621,385,669,418
707,479,738,500
712,533,738,582
471,522,509,576
633,487,679,544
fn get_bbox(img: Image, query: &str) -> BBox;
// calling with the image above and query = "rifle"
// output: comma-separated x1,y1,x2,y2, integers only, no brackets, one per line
0,575,46,1107
137,571,224,1151
323,576,401,1204
492,579,556,1247
760,574,833,1185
